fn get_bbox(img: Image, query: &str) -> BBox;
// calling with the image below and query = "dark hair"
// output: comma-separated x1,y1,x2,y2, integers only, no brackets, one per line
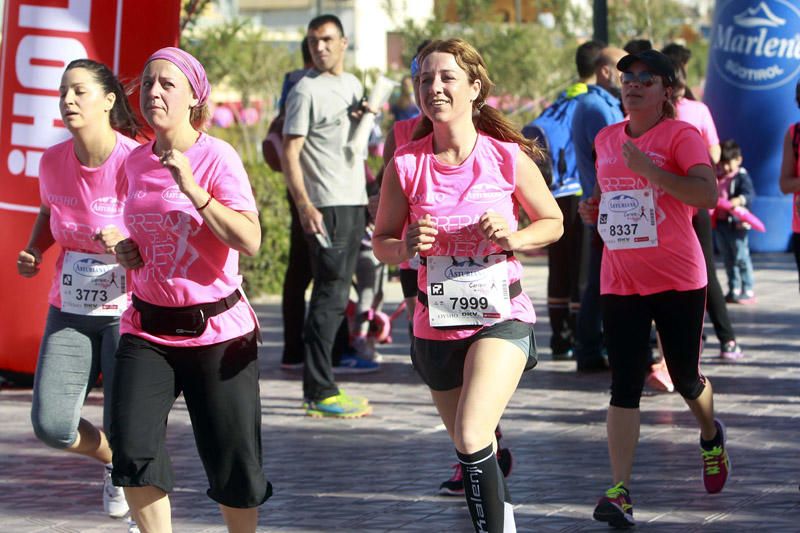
662,43,695,99
624,39,653,55
65,59,141,138
662,43,692,70
575,40,605,79
301,36,312,66
413,39,543,163
668,60,696,101
720,139,742,163
308,14,345,37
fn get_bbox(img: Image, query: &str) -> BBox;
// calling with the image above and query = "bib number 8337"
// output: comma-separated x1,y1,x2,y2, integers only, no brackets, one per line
608,223,638,237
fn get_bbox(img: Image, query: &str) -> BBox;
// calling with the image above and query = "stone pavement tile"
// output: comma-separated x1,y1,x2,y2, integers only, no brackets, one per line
1,254,799,531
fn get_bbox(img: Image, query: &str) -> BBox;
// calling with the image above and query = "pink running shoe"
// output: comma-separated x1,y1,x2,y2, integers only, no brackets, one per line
720,341,744,361
593,482,635,529
737,291,756,305
438,463,464,495
702,419,731,494
438,448,513,496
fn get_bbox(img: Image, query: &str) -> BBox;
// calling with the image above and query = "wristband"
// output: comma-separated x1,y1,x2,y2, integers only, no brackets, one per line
197,194,213,211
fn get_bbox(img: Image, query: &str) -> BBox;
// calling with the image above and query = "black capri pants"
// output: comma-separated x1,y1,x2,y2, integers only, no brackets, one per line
110,330,271,508
602,288,707,409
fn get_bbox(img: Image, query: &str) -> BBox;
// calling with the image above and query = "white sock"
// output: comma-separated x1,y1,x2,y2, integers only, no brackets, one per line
503,502,517,532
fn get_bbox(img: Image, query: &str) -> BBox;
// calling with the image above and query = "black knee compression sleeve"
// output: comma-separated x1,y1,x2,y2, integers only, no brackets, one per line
457,444,515,533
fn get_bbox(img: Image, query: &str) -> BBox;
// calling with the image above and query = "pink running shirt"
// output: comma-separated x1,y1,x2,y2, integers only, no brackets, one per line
790,124,800,233
393,115,422,150
121,133,258,347
594,119,711,295
38,132,139,309
675,98,719,152
393,133,535,340
394,115,423,271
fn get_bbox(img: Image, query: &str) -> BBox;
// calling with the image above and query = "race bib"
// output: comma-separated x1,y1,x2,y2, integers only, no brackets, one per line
60,251,127,316
598,188,658,250
426,255,511,327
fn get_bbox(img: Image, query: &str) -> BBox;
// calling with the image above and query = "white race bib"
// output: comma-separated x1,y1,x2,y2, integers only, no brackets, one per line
426,255,511,327
60,251,127,316
598,188,658,250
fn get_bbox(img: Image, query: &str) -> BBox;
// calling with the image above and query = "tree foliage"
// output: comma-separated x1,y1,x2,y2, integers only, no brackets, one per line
183,18,295,163
399,8,576,116
607,0,709,87
398,0,709,115
180,16,300,296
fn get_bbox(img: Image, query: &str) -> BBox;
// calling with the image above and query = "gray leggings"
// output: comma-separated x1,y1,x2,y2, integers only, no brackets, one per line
30,306,120,449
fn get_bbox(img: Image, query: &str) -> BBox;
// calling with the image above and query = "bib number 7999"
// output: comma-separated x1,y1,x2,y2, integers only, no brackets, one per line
450,296,489,310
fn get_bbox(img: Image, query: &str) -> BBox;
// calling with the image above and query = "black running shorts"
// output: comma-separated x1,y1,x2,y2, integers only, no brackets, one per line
412,320,537,391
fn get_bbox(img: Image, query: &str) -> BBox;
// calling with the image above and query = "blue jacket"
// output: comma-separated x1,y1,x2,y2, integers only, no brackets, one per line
718,167,755,226
570,85,624,196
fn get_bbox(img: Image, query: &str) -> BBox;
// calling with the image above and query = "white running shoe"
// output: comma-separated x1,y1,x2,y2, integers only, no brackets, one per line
103,465,130,518
127,517,141,533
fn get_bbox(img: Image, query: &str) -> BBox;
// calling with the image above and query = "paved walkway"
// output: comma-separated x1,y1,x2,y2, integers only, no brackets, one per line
1,254,798,532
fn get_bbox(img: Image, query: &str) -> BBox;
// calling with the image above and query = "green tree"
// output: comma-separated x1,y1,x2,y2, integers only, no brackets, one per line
184,18,294,161
608,0,696,49
181,17,300,296
399,10,575,118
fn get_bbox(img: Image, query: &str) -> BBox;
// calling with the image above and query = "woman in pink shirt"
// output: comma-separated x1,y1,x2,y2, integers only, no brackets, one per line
580,50,730,528
779,79,800,290
109,48,269,532
17,59,140,523
373,39,562,532
673,64,744,361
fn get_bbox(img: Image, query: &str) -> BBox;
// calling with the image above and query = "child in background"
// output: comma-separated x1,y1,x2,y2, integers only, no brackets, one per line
714,139,756,304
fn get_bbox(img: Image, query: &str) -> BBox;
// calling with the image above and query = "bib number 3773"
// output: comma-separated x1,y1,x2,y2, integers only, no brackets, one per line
426,255,511,327
60,251,127,316
598,188,658,250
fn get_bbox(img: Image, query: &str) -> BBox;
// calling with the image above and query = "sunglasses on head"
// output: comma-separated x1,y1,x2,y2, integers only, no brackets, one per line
621,71,658,87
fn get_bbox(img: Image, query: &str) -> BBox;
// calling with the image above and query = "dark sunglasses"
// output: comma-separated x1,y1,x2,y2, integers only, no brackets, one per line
621,71,658,87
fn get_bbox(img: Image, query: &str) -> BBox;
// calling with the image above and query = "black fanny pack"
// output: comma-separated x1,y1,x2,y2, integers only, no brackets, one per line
133,289,242,338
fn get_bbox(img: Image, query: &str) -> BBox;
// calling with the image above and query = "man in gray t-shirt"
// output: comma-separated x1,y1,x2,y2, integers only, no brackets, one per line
281,14,371,418
283,71,367,207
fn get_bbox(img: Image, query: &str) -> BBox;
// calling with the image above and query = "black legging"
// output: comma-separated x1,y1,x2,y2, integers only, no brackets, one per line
692,209,735,345
603,288,707,409
281,194,313,364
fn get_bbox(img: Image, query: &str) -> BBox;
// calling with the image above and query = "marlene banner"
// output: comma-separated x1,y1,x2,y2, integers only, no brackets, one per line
0,0,181,380
703,0,800,251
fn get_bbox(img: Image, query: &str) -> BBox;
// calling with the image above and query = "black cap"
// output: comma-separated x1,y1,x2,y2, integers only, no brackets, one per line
617,49,676,88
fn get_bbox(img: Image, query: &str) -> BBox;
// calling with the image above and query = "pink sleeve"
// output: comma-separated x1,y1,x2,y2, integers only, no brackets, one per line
673,125,713,174
700,104,719,148
38,150,52,208
209,143,258,213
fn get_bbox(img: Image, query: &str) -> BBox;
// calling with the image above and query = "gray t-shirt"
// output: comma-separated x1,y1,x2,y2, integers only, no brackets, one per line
283,70,367,207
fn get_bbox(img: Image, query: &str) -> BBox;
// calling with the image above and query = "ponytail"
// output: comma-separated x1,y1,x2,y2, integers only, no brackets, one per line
65,59,142,139
474,104,544,163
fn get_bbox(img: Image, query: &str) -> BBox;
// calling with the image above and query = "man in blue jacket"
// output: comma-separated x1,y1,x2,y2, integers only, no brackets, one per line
571,46,626,373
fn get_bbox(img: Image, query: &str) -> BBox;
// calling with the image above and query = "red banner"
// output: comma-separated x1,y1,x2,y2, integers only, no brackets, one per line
0,0,181,379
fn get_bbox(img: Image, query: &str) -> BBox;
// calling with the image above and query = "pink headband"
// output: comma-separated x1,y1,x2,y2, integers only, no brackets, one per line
145,47,210,105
